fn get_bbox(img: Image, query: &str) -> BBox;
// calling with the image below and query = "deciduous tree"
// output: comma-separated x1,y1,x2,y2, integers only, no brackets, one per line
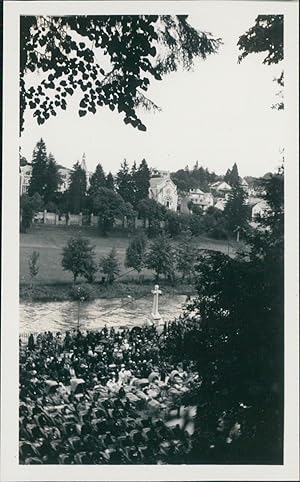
91,187,126,235
137,198,166,234
146,234,176,280
99,247,121,283
238,15,284,109
20,192,43,232
62,236,97,283
20,15,221,132
125,232,148,278
176,231,198,280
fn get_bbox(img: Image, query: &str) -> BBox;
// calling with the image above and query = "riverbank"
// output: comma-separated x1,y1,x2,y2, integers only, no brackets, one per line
20,279,197,302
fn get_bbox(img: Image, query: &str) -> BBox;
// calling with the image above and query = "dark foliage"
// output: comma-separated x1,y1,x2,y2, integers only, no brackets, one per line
66,162,87,214
20,15,221,132
62,236,97,283
238,15,283,65
164,168,284,463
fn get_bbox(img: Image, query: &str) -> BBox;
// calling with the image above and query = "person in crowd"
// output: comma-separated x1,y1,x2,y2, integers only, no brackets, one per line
19,323,197,465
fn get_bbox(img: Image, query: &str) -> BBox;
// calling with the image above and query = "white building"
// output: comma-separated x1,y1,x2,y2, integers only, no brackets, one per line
149,172,178,211
239,177,250,194
57,166,72,192
252,200,269,220
210,181,232,200
188,189,214,211
19,154,92,196
19,164,72,195
80,153,92,189
19,164,33,195
214,199,227,211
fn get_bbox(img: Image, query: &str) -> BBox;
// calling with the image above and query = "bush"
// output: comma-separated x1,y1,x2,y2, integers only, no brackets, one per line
69,284,91,301
165,211,190,237
189,214,204,236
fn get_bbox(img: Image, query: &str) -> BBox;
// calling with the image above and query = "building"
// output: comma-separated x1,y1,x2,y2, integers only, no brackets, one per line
19,164,33,195
214,199,227,211
188,189,214,211
252,200,269,220
80,153,92,189
210,181,232,200
57,166,72,193
149,172,178,211
19,154,90,195
239,177,249,193
19,164,72,195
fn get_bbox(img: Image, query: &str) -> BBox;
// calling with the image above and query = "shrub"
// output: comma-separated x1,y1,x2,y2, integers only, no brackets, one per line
69,284,91,301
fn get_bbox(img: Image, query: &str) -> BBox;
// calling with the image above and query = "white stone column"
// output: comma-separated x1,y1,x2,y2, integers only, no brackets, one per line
151,284,162,324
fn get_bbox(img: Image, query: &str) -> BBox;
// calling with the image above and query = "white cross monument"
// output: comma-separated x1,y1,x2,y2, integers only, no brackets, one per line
151,284,162,324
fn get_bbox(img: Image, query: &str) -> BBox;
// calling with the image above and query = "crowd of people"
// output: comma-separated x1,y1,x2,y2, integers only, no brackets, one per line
19,323,199,464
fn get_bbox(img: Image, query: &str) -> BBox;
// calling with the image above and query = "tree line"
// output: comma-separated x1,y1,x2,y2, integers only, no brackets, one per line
27,229,204,299
20,139,151,235
21,140,254,240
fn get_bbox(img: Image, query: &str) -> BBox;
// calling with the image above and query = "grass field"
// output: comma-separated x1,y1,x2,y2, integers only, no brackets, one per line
20,225,132,285
20,225,241,295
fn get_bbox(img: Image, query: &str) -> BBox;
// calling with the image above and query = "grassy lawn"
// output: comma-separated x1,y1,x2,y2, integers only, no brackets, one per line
20,225,242,288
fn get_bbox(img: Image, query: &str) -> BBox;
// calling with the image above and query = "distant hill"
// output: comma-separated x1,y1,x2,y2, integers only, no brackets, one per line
244,176,258,185
262,172,273,180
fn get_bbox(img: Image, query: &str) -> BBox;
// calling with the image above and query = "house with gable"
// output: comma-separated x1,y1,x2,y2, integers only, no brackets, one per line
251,200,270,220
188,188,214,211
210,180,232,200
149,171,178,211
214,199,227,211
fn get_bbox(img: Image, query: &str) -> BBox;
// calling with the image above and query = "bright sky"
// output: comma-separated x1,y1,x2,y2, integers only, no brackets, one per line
20,9,285,178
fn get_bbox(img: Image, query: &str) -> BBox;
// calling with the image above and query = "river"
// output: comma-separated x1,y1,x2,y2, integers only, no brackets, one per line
19,295,188,334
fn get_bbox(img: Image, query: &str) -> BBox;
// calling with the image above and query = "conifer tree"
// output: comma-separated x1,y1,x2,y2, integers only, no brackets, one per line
44,153,62,206
135,159,151,204
89,163,106,196
130,161,138,207
67,162,87,214
106,172,115,191
224,182,248,238
225,163,240,187
28,138,48,198
116,160,133,204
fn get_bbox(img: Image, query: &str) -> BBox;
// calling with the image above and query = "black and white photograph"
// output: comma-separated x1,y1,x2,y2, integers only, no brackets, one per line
1,1,299,480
